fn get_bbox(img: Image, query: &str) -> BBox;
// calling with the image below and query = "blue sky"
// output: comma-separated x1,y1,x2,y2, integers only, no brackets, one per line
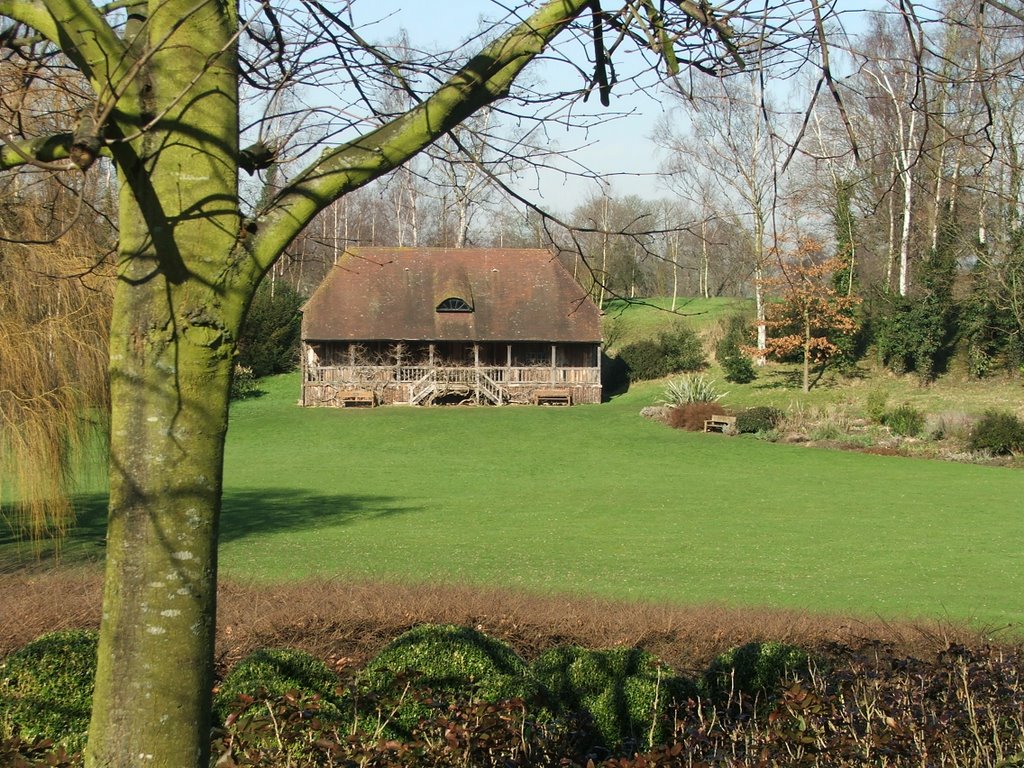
342,1,881,210
348,0,670,205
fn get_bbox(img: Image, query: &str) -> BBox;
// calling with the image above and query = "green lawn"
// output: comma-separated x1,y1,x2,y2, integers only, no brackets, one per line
5,366,1023,629
602,296,752,351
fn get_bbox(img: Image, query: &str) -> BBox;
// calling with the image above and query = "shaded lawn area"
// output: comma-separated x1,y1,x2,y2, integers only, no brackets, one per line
4,372,1022,630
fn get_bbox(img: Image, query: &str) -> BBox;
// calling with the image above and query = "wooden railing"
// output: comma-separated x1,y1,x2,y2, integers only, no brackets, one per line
306,364,600,385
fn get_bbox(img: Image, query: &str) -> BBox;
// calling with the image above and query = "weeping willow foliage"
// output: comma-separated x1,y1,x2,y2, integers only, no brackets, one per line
0,60,115,542
0,193,114,542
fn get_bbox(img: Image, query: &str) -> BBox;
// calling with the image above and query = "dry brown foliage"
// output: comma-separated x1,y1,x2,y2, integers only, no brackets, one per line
667,402,727,431
0,569,1002,677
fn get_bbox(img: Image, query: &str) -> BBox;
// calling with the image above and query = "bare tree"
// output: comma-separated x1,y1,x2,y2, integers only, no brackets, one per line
656,72,788,359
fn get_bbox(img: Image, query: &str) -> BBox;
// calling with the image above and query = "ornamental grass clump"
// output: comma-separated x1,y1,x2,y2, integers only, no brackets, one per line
882,403,925,437
531,646,694,752
0,630,97,753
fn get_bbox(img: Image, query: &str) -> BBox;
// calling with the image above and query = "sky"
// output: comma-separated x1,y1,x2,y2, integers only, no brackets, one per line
346,0,674,206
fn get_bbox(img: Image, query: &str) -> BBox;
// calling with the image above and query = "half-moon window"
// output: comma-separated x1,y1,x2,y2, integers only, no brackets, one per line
436,297,472,313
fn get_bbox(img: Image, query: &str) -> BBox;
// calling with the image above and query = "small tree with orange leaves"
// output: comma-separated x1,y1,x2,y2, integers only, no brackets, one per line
758,238,861,392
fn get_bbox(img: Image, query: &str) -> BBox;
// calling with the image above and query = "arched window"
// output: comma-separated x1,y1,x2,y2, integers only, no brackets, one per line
436,297,472,312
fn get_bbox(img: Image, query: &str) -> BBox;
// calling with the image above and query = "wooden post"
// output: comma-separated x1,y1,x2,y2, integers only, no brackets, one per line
474,343,480,405
348,343,355,367
550,344,557,384
429,343,434,367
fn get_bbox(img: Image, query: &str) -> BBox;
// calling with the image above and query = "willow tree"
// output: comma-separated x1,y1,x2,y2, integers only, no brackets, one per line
0,0,819,765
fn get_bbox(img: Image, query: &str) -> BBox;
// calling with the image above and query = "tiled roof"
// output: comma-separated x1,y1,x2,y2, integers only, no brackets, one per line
301,248,602,343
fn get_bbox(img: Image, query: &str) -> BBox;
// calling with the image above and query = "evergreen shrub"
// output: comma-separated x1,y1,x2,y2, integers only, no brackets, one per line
214,648,344,723
617,323,707,382
236,281,304,378
359,624,537,734
617,339,667,381
702,641,810,707
720,352,757,384
883,404,925,437
716,315,757,384
531,646,693,752
968,410,1024,455
0,630,97,751
657,323,707,374
736,406,784,434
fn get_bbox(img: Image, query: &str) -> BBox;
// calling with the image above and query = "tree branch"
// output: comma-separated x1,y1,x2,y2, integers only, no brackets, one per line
1,0,129,105
0,132,73,170
247,0,592,276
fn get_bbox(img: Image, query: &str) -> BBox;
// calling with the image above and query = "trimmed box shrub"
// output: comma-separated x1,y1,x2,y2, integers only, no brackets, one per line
702,641,810,708
214,647,345,723
0,630,97,752
359,624,538,735
531,646,693,752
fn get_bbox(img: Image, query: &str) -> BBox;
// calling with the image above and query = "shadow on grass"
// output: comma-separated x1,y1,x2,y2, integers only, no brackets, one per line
751,362,875,393
0,488,416,573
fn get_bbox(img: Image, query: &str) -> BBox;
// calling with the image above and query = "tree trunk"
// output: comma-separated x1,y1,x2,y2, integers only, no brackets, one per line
88,284,238,767
84,0,243,763
802,308,811,393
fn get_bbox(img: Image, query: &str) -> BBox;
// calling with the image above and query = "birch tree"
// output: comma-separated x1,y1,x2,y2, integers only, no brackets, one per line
657,72,785,360
0,0,820,765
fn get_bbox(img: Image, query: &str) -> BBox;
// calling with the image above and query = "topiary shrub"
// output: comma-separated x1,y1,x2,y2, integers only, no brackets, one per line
968,410,1024,455
358,624,538,736
883,404,925,437
0,629,97,752
531,646,693,752
617,339,667,382
214,648,345,724
735,406,784,434
702,641,810,709
667,402,727,431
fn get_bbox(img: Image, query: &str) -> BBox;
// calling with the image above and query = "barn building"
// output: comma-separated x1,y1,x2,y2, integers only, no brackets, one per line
300,248,602,406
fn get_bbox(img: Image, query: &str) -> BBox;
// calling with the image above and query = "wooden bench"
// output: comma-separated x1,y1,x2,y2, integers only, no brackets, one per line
534,388,572,406
703,415,736,433
338,389,376,407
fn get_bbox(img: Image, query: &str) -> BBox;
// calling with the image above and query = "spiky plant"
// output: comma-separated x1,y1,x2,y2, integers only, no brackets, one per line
659,374,727,406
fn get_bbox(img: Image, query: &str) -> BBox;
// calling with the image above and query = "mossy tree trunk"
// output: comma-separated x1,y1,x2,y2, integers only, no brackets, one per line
0,1,595,765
